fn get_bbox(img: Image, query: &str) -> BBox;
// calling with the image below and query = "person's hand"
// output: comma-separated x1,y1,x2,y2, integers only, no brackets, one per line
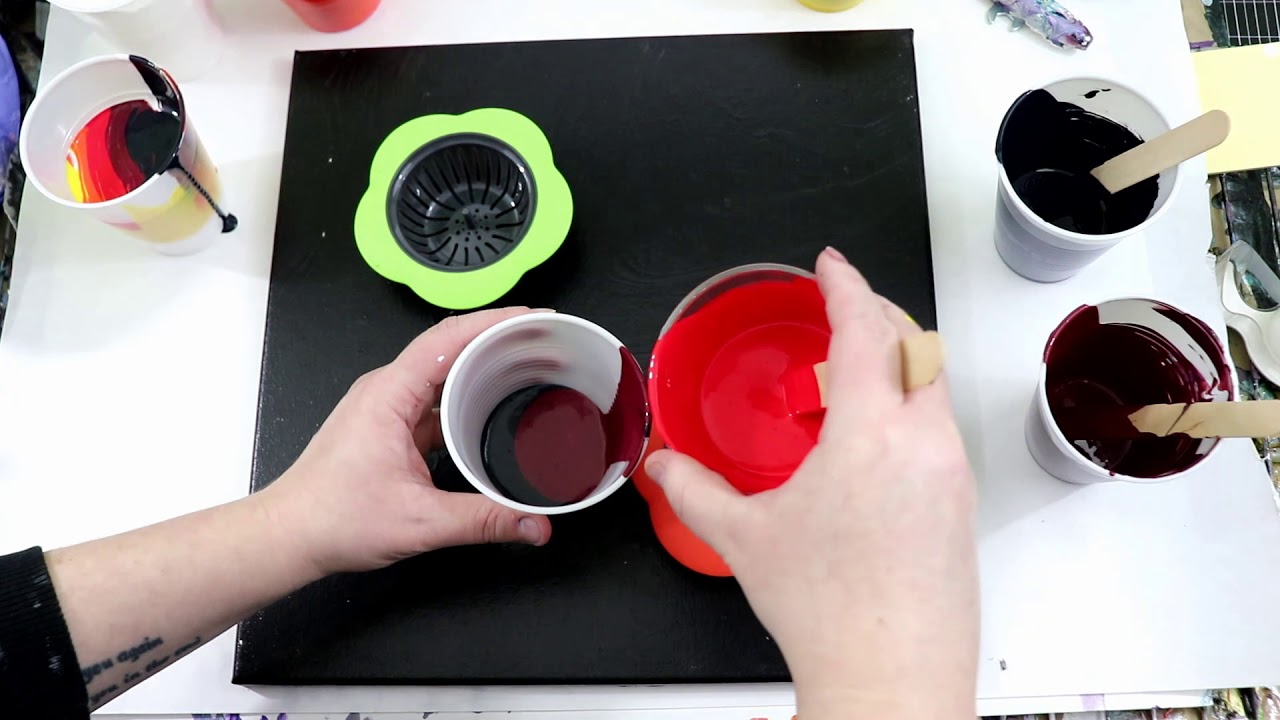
644,249,978,718
257,308,553,578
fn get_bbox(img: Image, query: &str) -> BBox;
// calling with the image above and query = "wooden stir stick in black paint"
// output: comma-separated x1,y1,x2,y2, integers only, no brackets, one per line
1090,110,1231,194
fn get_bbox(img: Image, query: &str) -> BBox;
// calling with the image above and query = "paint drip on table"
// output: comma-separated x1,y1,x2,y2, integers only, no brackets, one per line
988,0,1092,50
62,56,236,243
1044,299,1232,477
996,88,1158,235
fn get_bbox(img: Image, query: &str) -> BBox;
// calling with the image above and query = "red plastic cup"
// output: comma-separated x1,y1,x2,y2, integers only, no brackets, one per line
281,0,381,32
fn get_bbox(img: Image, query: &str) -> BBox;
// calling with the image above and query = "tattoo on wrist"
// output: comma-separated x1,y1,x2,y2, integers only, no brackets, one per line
88,684,119,705
80,657,115,685
174,636,201,658
118,635,164,663
80,632,207,707
143,653,172,673
80,635,165,692
81,635,203,708
82,635,167,683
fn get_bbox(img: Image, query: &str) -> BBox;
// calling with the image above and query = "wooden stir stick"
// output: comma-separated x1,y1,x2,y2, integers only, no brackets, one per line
1053,398,1280,440
785,331,946,414
1090,110,1231,194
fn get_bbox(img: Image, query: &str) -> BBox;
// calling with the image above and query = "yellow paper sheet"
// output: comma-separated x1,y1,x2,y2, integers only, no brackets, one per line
1194,43,1280,174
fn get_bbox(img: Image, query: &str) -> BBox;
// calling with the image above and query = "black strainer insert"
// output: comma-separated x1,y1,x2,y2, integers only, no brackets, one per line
388,134,537,271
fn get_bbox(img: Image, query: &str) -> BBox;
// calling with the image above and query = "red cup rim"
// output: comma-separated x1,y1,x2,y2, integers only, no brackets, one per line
649,263,828,495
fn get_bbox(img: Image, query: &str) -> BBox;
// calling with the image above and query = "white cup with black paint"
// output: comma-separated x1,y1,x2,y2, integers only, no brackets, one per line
993,78,1183,283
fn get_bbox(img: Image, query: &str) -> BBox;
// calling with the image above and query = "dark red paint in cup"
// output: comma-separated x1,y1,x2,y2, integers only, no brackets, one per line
482,359,647,508
1043,298,1233,478
441,313,649,513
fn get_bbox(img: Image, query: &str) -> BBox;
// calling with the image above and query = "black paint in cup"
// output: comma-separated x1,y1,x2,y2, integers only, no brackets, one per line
996,88,1157,235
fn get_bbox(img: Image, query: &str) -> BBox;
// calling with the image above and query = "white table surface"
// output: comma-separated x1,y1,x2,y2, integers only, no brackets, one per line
4,0,1280,716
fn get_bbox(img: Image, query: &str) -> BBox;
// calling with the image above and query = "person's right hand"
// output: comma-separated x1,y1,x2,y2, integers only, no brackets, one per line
644,248,979,719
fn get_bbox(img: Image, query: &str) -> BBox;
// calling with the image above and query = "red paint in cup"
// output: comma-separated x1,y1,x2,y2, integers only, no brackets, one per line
281,0,381,32
649,264,830,495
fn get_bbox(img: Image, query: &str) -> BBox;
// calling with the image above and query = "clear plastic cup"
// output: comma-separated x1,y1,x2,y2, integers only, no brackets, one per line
48,0,223,81
650,263,828,495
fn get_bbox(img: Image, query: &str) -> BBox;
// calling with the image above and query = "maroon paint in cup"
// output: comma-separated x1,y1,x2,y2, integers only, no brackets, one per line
440,314,649,514
1026,298,1234,484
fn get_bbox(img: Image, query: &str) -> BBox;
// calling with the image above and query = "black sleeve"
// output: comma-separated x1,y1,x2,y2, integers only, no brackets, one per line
0,547,89,718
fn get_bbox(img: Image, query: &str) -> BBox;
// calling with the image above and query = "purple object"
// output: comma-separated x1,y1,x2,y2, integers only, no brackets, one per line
988,0,1093,50
0,36,20,204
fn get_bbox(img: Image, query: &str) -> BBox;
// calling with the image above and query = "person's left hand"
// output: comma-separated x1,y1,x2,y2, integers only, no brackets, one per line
257,307,553,578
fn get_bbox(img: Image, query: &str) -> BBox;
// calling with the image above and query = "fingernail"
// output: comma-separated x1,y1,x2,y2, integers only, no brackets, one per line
822,246,848,264
518,517,544,544
645,452,669,486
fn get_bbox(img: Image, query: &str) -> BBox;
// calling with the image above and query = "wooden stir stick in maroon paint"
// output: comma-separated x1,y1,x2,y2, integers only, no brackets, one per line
1053,399,1280,440
783,331,947,415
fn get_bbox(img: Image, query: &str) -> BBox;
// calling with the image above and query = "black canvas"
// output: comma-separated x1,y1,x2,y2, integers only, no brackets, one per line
237,29,934,685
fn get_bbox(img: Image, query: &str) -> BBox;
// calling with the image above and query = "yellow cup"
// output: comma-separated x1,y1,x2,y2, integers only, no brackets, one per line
797,0,864,10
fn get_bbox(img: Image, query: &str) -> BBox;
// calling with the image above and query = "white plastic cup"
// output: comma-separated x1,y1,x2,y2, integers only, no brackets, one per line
48,0,223,81
994,78,1182,283
441,313,650,515
20,55,235,255
1026,298,1234,484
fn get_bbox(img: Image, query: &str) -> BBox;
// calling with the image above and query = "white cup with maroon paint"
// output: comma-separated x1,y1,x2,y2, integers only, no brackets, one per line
440,313,649,514
1027,297,1234,484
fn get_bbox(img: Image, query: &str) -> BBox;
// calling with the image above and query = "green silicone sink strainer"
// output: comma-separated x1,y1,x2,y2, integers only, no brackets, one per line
355,108,572,309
